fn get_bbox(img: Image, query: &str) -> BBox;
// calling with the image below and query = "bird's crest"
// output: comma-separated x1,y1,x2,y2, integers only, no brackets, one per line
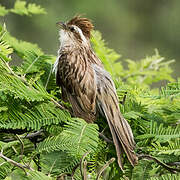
67,15,94,39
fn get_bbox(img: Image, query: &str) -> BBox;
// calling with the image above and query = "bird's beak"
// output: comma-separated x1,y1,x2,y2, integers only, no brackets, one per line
56,22,67,30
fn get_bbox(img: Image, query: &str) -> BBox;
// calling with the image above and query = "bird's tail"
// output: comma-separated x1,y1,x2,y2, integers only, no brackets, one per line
97,91,138,170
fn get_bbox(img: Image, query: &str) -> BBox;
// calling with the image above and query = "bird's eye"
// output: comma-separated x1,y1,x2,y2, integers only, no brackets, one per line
69,26,75,32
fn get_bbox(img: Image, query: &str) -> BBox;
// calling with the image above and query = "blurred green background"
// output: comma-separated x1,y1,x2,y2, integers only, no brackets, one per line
0,0,180,77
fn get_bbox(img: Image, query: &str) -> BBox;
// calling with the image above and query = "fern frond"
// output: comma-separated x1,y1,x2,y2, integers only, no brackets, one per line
28,170,53,180
0,59,51,101
132,160,153,180
137,121,180,142
38,118,99,157
160,80,180,98
152,140,180,156
122,50,174,86
91,30,122,76
2,31,43,56
10,0,46,16
0,158,12,179
0,5,8,16
0,40,13,58
149,173,180,180
40,151,79,176
0,102,70,130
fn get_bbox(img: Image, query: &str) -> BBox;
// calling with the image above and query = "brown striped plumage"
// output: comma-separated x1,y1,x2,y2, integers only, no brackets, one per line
54,16,138,170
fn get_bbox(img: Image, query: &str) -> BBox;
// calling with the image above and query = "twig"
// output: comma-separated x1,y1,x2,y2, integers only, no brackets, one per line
25,56,39,74
50,98,66,110
58,173,71,179
99,132,113,144
0,151,34,172
24,130,43,139
167,162,180,166
15,134,24,163
4,61,27,84
83,161,87,180
45,64,53,90
138,154,180,173
80,152,89,180
48,159,57,176
71,163,80,179
4,130,43,142
122,73,141,81
96,158,115,180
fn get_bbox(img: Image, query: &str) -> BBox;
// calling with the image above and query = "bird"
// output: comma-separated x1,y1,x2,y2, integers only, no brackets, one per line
53,15,138,170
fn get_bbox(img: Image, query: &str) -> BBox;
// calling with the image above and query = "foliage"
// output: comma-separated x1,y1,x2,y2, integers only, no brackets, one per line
0,0,46,16
0,3,180,180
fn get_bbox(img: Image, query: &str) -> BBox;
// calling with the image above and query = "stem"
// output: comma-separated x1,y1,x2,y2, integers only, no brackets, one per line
96,158,115,180
0,152,34,171
15,134,24,163
5,61,27,84
80,152,89,180
138,154,180,173
50,98,66,110
99,132,113,144
45,64,52,89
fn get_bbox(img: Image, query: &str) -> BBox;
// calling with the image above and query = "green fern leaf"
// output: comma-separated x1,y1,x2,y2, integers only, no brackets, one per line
0,5,8,16
91,30,122,76
10,0,46,16
152,140,180,156
40,151,79,176
149,173,180,180
27,3,46,15
0,102,70,130
38,118,99,156
11,0,29,16
136,121,180,142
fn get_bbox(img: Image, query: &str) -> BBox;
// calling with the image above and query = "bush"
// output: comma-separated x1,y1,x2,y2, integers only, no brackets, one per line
0,1,179,179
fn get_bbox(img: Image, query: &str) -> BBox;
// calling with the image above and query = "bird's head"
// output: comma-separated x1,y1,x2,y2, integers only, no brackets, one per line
57,15,94,47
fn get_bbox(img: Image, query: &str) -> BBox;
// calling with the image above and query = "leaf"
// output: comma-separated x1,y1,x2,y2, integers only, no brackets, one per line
27,3,46,15
40,151,79,175
11,0,28,16
0,5,9,16
0,102,70,130
0,41,13,58
38,118,99,157
91,30,122,76
28,171,53,180
136,122,180,142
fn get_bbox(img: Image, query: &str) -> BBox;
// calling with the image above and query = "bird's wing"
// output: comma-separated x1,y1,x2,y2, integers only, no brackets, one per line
56,52,97,122
92,64,138,170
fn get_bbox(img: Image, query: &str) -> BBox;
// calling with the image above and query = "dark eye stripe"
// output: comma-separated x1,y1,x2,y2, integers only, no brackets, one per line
70,26,75,32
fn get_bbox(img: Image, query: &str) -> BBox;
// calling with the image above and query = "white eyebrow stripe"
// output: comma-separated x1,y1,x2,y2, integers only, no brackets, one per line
73,25,87,44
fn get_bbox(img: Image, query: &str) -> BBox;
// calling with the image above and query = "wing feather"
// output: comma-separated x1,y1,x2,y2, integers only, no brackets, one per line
56,51,97,122
93,64,138,170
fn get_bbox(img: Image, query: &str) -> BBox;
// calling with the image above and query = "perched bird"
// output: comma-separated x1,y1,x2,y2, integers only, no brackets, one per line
53,16,138,170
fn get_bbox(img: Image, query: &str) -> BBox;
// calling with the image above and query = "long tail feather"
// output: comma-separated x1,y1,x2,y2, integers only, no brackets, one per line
98,97,138,170
93,64,138,170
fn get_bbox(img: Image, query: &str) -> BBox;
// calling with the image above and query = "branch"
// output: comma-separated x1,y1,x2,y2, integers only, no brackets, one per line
50,98,66,110
15,134,24,163
4,130,43,142
3,60,66,112
138,154,180,173
167,162,180,166
80,152,89,180
96,158,115,180
71,163,80,179
99,132,113,144
4,61,28,85
0,151,34,172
